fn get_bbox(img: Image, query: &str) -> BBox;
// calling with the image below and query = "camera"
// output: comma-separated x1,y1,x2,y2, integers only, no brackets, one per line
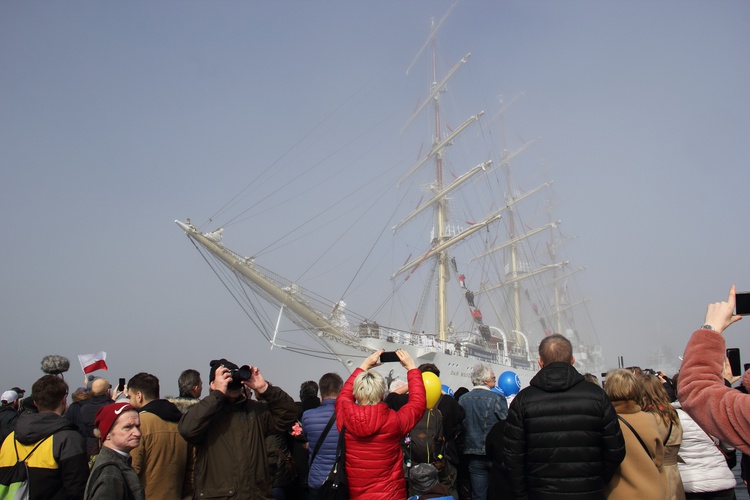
643,368,658,376
210,359,253,389
230,365,253,384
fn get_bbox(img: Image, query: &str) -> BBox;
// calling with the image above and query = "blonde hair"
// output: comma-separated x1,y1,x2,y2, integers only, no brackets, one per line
353,370,386,406
604,369,641,403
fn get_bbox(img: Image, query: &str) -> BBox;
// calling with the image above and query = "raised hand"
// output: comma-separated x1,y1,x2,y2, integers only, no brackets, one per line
359,350,384,371
396,349,416,370
705,285,743,334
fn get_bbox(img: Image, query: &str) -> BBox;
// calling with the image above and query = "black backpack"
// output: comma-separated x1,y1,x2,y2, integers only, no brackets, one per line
403,395,446,468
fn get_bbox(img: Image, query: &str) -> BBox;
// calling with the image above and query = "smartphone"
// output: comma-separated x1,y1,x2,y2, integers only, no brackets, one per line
727,348,742,377
744,363,750,372
735,292,750,316
117,378,126,391
379,351,400,363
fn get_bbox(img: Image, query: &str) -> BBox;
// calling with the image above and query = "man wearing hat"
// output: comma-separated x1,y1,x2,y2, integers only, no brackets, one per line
0,390,21,444
84,402,144,500
0,375,89,499
178,358,298,500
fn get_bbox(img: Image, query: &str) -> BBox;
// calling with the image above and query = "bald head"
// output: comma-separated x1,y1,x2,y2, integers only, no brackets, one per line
538,334,574,367
91,378,111,396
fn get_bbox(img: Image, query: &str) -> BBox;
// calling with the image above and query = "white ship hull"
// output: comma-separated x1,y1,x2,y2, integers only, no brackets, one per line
313,325,538,391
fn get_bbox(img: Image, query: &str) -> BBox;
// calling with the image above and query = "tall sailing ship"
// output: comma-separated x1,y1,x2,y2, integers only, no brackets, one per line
176,9,605,391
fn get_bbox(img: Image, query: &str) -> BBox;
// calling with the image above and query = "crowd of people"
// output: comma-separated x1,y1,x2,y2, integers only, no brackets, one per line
0,286,748,499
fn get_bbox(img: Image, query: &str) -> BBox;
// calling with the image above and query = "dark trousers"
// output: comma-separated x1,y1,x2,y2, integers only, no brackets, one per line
685,489,736,500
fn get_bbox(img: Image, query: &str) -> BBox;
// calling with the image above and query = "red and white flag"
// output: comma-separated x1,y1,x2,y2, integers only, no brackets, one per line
78,352,108,374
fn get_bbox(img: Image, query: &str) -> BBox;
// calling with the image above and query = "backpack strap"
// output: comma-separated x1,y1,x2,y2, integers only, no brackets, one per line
310,412,337,466
13,435,51,463
617,415,652,458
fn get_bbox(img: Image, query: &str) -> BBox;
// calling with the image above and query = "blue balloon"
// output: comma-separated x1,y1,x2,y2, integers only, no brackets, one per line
496,371,521,397
441,384,454,397
491,386,504,395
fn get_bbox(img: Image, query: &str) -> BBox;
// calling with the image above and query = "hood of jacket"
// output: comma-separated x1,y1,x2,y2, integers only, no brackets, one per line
342,401,393,438
0,405,18,416
529,361,584,393
14,411,78,445
140,398,183,423
167,397,200,414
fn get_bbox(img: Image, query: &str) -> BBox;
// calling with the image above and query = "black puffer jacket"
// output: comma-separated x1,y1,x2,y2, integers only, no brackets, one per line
503,362,625,500
0,405,19,443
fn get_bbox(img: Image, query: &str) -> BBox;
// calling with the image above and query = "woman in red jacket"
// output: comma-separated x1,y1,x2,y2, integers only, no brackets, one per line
335,349,426,499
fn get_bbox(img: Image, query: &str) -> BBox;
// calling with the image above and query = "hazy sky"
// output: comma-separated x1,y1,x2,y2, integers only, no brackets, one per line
2,1,749,398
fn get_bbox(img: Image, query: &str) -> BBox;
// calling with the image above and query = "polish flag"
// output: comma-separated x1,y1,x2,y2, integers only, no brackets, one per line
78,352,108,374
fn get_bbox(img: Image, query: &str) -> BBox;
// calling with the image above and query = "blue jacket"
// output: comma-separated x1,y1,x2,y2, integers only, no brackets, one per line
300,399,340,489
459,387,508,455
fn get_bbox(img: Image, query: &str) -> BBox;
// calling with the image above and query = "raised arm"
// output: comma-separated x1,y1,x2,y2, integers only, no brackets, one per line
678,285,750,453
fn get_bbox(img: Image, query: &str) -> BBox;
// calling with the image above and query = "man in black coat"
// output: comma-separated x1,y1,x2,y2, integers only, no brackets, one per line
503,334,625,499
0,390,21,444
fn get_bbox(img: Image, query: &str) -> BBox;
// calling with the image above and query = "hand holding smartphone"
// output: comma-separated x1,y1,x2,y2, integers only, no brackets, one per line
379,351,400,363
727,348,742,377
735,291,750,316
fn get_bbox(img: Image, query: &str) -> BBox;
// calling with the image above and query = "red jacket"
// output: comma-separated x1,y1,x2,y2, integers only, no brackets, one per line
679,327,750,454
335,368,426,499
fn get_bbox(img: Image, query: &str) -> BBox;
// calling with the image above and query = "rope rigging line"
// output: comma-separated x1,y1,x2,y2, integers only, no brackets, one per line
187,237,270,339
200,74,381,232
296,171,409,297
202,59,404,233
190,238,354,361
251,150,405,259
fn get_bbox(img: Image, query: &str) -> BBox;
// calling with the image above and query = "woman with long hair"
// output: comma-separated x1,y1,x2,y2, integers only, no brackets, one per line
334,349,426,499
603,369,665,500
641,374,686,500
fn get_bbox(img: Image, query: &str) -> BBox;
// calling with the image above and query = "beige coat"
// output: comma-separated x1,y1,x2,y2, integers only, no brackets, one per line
131,405,192,500
655,415,686,500
605,401,666,500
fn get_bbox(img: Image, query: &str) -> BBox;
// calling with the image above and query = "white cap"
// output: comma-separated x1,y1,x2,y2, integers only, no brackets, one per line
1,390,19,404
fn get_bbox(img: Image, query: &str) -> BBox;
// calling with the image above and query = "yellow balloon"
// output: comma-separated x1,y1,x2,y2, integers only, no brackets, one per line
422,372,441,409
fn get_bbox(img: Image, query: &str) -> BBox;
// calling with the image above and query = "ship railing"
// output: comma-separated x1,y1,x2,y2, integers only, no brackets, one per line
353,327,522,366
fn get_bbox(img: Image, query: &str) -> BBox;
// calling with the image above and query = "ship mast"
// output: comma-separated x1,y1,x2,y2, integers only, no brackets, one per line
398,15,476,343
430,18,450,342
497,105,525,343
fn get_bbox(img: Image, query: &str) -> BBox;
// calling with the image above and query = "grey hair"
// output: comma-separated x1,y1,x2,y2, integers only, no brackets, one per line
178,369,201,398
471,363,494,386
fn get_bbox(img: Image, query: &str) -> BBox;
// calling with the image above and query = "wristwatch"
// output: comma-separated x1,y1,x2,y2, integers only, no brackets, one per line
700,324,717,331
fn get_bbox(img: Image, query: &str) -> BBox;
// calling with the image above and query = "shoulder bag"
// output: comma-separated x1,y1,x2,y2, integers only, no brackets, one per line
617,415,653,458
319,425,349,500
310,413,337,466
